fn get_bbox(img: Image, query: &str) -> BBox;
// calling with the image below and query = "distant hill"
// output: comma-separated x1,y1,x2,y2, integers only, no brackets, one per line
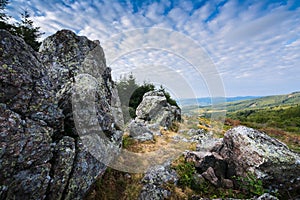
178,96,260,107
180,92,300,115
225,91,300,112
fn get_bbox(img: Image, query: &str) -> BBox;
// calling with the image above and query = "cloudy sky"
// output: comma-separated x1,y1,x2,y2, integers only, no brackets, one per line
6,0,300,98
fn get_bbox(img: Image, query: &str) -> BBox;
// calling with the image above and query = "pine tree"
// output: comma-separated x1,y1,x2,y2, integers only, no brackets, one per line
0,1,44,51
15,10,44,51
0,0,12,30
0,0,9,20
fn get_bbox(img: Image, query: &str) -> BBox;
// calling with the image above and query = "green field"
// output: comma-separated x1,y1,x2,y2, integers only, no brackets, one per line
183,92,300,152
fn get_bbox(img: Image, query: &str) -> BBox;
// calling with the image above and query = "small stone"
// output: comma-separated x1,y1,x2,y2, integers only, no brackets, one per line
128,121,154,142
221,178,233,188
201,167,218,186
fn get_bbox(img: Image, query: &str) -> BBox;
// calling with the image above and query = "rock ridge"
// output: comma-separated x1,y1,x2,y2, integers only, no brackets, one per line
0,29,123,200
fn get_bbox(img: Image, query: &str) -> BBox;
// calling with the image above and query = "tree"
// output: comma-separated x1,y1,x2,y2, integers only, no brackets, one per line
0,0,13,30
0,2,44,51
0,0,9,20
129,82,155,111
15,9,44,51
117,73,139,107
158,85,179,108
116,74,140,122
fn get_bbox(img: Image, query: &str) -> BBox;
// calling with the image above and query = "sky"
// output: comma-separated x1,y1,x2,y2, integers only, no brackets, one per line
5,0,300,98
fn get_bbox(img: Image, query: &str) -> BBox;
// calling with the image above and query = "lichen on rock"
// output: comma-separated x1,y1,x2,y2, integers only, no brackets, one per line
0,29,123,200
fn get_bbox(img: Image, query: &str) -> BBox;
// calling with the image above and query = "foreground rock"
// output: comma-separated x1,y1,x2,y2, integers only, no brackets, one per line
139,161,178,200
190,193,278,200
186,126,300,197
219,126,300,195
0,30,123,199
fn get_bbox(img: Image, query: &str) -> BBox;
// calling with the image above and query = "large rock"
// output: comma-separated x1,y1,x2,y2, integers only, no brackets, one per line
0,30,63,130
0,104,53,199
39,29,124,132
0,29,123,199
219,126,300,194
185,125,300,197
135,91,181,129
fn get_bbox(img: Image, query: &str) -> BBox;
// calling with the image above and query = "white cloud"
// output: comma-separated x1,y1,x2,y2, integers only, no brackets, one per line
5,0,300,97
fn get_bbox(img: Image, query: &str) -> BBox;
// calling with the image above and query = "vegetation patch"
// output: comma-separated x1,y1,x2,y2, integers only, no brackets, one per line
233,173,265,197
85,168,143,200
169,156,269,199
227,105,300,152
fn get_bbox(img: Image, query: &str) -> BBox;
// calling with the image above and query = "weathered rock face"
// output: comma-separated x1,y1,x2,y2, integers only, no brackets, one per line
0,29,123,199
186,126,300,197
135,91,181,129
39,29,124,133
219,126,300,194
0,30,63,130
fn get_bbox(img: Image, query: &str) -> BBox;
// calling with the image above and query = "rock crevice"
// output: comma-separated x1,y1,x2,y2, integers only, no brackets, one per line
0,29,123,200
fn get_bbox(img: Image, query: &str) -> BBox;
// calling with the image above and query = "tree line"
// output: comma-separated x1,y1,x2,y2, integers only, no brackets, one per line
0,0,43,51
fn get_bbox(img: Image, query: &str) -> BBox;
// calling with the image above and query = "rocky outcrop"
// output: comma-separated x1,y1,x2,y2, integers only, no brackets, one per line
219,126,300,195
185,126,300,197
190,193,279,200
126,91,180,141
135,91,181,129
0,29,123,199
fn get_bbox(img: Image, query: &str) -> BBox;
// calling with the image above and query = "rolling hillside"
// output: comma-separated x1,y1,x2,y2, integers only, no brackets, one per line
225,91,300,112
181,92,300,152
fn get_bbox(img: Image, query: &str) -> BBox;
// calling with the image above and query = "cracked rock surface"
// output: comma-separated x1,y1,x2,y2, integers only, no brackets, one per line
0,29,123,200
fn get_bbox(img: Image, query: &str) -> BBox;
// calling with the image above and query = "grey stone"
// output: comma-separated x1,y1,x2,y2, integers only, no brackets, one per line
139,162,178,200
192,174,206,186
0,29,123,199
201,167,218,186
187,128,206,136
135,91,181,129
128,121,154,141
221,178,233,188
47,136,75,200
255,193,278,200
219,126,300,194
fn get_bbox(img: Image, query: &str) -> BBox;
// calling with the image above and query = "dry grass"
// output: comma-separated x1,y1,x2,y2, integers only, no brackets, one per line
85,168,144,200
123,127,190,153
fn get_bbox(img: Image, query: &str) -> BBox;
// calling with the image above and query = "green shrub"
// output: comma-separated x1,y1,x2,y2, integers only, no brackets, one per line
175,161,195,187
234,173,265,196
122,135,134,149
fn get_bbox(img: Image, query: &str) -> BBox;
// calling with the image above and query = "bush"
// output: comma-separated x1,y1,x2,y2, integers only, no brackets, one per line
175,161,195,187
234,173,265,196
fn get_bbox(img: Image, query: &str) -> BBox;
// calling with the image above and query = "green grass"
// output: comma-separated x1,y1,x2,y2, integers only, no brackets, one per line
227,105,300,133
169,156,268,199
225,105,300,153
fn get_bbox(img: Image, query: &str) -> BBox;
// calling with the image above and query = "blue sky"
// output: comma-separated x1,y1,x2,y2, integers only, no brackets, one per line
6,0,300,98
